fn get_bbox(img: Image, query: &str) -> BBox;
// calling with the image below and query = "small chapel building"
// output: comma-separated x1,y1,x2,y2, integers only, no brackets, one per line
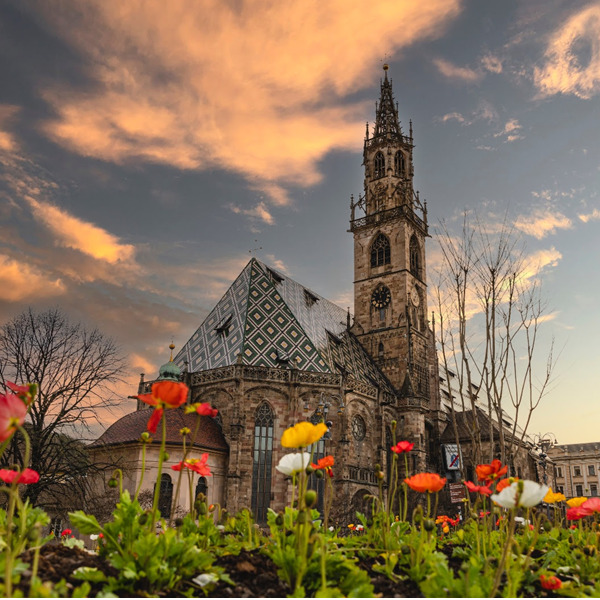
92,66,446,523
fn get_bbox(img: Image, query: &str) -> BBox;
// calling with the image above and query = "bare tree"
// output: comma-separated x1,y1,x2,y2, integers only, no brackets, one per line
433,212,556,473
0,307,125,506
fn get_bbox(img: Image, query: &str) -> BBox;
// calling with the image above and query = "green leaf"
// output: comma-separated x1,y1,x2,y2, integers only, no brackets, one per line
69,511,102,534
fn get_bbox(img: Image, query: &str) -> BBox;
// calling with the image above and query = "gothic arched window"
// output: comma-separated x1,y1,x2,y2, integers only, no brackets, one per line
195,476,208,500
155,473,173,519
394,151,405,177
374,152,385,179
308,412,326,514
409,235,421,278
251,403,274,523
370,234,391,267
378,342,384,359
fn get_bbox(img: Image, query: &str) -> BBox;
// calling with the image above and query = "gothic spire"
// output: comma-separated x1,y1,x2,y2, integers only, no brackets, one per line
372,64,401,139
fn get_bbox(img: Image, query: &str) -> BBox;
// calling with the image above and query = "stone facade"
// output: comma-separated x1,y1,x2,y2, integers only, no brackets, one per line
95,67,446,523
548,442,600,498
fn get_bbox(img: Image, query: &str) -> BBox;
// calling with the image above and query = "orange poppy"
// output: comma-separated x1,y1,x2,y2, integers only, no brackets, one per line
136,381,189,433
475,459,508,484
495,477,517,492
404,472,446,493
311,455,334,477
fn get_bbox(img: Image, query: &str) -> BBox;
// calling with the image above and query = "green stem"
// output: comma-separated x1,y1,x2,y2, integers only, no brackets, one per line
170,433,187,525
151,412,167,529
134,442,148,501
491,509,516,597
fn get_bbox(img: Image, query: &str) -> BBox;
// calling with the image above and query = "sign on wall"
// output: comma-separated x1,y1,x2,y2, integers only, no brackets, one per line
443,444,463,471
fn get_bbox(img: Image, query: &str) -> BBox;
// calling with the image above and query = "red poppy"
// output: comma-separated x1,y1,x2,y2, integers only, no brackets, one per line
540,575,562,590
475,459,508,484
196,403,218,418
566,506,588,521
404,472,446,493
171,453,211,477
0,468,39,485
137,381,189,433
391,441,414,454
61,529,72,537
311,455,334,477
580,497,600,515
479,510,491,518
0,392,28,442
464,480,492,496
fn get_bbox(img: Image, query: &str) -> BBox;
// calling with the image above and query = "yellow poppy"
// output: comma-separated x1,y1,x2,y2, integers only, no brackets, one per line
281,421,327,448
543,488,566,504
567,496,588,507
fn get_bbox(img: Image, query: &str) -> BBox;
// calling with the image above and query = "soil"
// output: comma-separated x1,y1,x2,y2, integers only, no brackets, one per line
16,543,119,597
14,544,423,597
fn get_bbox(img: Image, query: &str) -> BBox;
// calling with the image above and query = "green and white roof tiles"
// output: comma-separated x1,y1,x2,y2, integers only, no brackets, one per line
175,258,393,393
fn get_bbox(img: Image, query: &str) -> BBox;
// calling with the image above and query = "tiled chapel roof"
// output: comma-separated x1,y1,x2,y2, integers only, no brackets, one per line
175,258,395,395
91,408,228,451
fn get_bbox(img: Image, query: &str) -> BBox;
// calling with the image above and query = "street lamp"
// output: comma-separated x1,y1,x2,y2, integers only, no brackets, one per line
303,392,345,439
533,432,557,485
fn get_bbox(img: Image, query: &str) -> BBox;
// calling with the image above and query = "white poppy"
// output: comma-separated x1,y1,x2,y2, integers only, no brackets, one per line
491,480,549,509
192,573,218,587
275,452,311,476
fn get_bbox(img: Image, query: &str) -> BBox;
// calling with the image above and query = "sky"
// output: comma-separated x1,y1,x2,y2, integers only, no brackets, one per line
0,0,599,444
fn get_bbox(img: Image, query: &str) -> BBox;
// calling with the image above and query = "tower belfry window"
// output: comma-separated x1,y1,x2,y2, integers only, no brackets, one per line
395,151,405,177
370,234,391,267
374,152,385,179
409,235,421,278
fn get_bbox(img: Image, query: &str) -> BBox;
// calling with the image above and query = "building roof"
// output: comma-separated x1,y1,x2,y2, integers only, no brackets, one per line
91,408,229,451
175,258,395,394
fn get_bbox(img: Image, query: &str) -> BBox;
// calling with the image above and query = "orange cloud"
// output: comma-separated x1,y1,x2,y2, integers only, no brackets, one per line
25,197,135,263
514,209,572,239
534,5,600,99
0,254,65,302
433,58,482,82
0,105,20,152
35,0,462,204
579,208,600,223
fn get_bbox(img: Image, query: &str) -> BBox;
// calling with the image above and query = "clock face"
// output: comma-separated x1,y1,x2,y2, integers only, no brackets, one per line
371,286,391,309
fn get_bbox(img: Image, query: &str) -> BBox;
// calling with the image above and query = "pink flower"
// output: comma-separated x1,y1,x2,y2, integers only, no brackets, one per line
6,382,36,406
0,468,39,485
580,497,600,515
0,392,28,442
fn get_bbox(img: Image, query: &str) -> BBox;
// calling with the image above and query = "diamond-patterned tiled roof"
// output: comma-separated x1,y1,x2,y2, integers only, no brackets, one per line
175,259,394,393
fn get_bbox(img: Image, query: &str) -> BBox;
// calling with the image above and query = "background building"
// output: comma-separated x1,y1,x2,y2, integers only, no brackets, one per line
549,443,600,498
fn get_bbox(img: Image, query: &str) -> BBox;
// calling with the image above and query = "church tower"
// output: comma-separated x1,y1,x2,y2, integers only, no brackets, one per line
350,66,439,465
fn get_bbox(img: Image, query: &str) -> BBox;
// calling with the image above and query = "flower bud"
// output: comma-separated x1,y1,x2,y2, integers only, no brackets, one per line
423,518,435,532
179,427,191,436
315,469,324,479
162,451,169,461
305,465,314,475
391,420,397,431
108,478,118,488
140,432,152,443
138,513,149,525
275,513,284,526
305,490,318,508
197,492,206,503
400,544,411,555
198,502,208,515
375,464,381,472
297,510,309,524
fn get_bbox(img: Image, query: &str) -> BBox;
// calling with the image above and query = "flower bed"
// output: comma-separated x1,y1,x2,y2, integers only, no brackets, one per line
2,381,600,597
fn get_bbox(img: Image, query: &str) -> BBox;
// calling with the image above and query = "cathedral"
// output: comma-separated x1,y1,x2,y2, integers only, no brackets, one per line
93,66,445,522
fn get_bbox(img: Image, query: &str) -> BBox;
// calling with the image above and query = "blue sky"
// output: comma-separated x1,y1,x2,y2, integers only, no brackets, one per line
0,0,599,443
